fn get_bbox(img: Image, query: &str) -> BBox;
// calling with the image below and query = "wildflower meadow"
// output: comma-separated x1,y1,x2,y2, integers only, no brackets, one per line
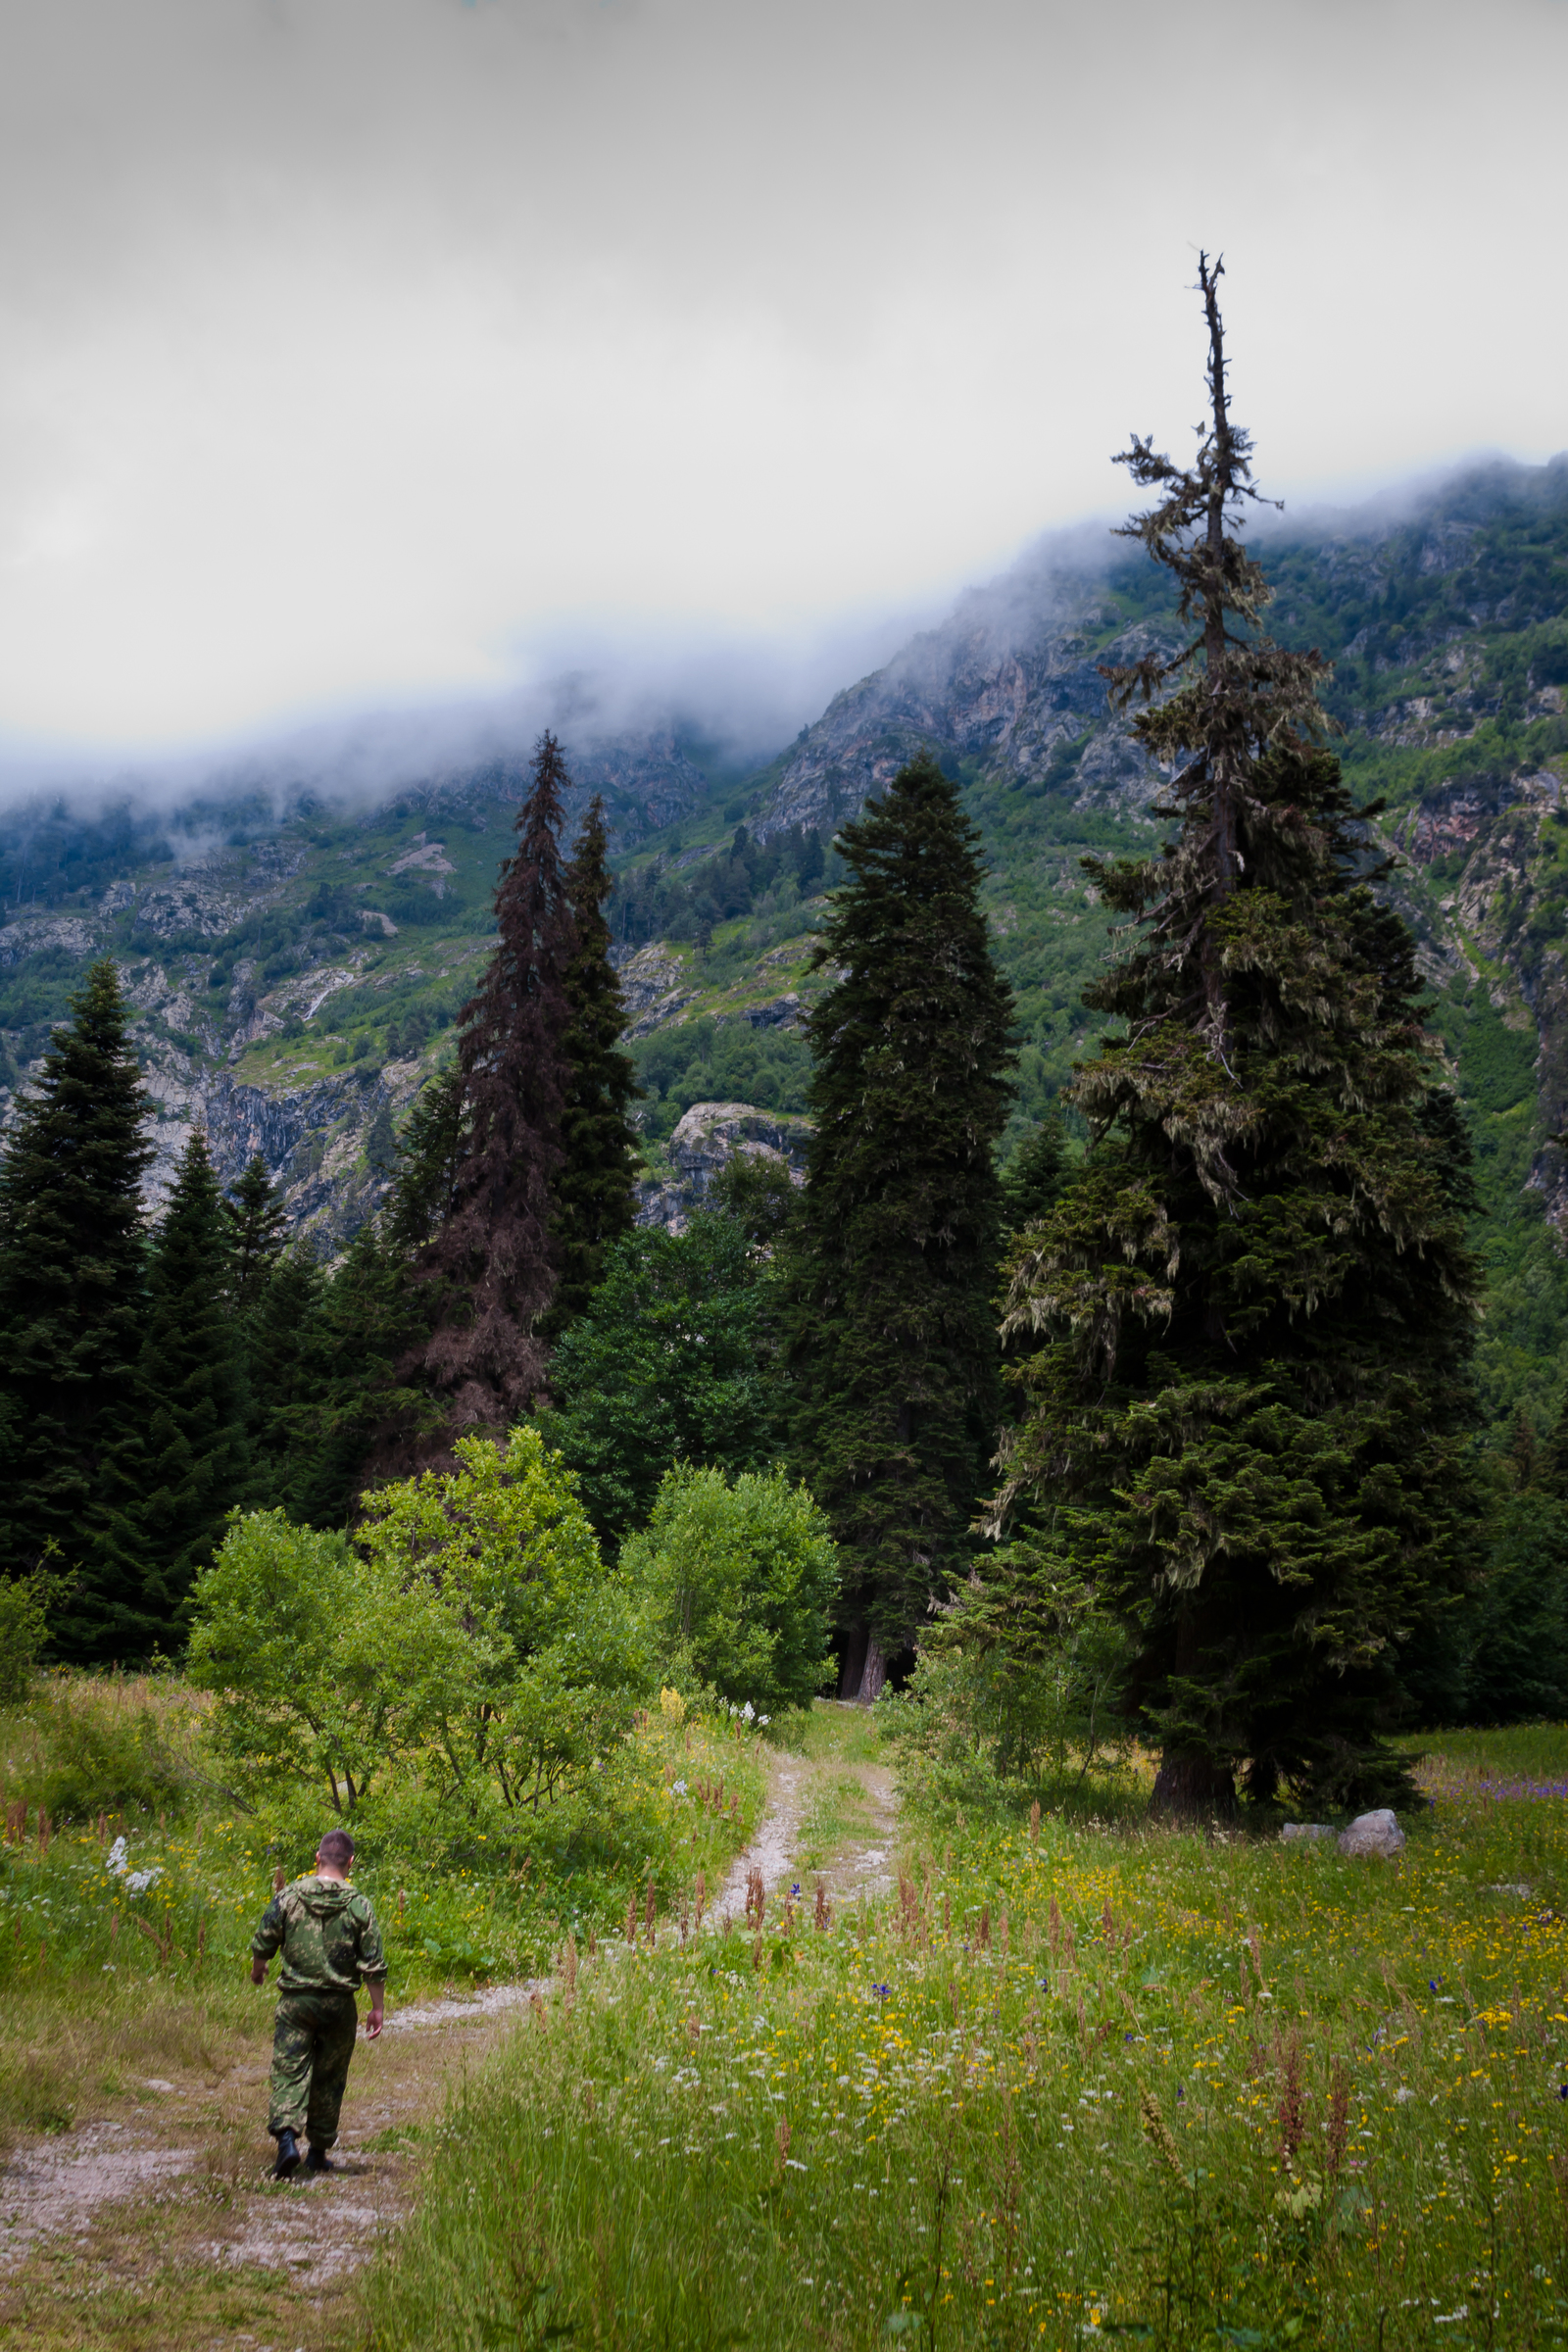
364,1717,1568,2352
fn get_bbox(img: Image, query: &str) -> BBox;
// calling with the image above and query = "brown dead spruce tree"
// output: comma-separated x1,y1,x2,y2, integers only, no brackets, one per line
416,731,577,1434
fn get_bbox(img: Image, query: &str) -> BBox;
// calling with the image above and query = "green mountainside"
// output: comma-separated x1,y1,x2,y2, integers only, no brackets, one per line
2,454,1565,1433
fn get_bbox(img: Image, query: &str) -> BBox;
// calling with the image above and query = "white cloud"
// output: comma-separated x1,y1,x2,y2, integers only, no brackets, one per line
0,0,1564,751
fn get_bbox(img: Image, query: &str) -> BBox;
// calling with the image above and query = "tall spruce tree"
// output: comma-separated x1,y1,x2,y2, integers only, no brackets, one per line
781,752,1015,1701
991,259,1483,1813
416,731,575,1431
222,1152,288,1314
546,795,641,1333
0,959,154,1594
85,1131,249,1655
244,1245,327,1516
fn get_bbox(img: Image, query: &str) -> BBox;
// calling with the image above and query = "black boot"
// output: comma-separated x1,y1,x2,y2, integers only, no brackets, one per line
305,2143,336,2175
273,2129,301,2180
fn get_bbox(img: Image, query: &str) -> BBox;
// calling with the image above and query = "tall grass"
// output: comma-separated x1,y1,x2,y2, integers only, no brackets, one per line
364,1722,1568,2351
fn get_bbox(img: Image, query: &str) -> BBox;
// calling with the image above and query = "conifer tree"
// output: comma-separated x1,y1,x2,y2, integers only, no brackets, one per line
781,752,1014,1700
385,1063,469,1253
244,1245,327,1516
85,1131,249,1655
222,1152,288,1314
1000,1115,1068,1236
992,259,1483,1813
0,959,154,1592
546,795,642,1333
291,1221,441,1521
416,731,575,1430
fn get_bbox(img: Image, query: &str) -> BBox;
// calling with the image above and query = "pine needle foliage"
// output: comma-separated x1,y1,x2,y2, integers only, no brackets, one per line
0,958,154,1592
781,752,1014,1694
222,1152,288,1314
416,731,575,1433
547,794,642,1335
992,260,1484,1815
85,1131,249,1656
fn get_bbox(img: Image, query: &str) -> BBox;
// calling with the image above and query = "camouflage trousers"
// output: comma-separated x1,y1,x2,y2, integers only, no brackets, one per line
268,1989,360,2147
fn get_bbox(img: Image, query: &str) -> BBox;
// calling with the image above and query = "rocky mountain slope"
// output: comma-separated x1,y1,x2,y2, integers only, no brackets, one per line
2,454,1565,1428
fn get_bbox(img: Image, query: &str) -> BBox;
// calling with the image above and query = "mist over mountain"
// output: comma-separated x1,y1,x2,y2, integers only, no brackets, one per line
3,449,1566,1433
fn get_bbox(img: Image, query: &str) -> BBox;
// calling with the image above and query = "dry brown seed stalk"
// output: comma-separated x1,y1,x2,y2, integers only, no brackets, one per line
1140,2087,1184,2179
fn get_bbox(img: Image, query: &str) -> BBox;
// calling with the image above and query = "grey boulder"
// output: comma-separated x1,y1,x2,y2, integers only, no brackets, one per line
1337,1809,1405,1859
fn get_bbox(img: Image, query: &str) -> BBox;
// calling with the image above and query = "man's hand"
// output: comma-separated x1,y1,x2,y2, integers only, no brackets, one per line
366,1990,384,2041
251,1956,268,1986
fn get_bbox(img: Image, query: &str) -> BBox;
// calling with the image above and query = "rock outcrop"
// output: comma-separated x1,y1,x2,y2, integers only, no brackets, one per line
637,1101,812,1232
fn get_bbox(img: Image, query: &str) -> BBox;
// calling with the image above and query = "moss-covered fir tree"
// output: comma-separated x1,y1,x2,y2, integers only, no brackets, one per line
992,259,1483,1814
85,1131,249,1655
0,959,154,1596
546,795,641,1334
781,751,1014,1700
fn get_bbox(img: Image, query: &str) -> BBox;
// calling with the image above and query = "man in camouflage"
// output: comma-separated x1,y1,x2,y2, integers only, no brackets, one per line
250,1826,386,2179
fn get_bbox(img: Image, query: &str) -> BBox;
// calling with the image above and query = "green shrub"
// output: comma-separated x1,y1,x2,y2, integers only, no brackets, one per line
624,1463,838,1717
0,1672,202,1822
190,1428,650,1824
0,1568,57,1706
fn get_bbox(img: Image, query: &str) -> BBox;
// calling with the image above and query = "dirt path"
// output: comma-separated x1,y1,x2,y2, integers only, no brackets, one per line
0,1711,897,2346
0,1981,540,2349
713,1699,898,1924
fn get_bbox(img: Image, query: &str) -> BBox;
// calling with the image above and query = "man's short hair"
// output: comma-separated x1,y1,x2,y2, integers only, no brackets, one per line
318,1830,356,1869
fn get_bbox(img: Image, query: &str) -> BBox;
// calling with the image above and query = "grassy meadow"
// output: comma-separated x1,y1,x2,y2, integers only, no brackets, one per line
2,1681,1566,2348
363,1714,1568,2352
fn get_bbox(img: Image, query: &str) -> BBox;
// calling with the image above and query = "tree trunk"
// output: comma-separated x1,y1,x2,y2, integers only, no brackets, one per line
1150,1752,1236,1819
838,1623,869,1702
856,1636,889,1706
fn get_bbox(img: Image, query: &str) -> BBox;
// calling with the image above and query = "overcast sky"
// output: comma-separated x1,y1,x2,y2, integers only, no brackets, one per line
1,0,1565,767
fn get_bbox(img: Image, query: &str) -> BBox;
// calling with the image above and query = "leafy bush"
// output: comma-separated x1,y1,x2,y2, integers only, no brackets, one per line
189,1428,650,1823
623,1464,839,1716
542,1213,782,1547
0,1569,57,1706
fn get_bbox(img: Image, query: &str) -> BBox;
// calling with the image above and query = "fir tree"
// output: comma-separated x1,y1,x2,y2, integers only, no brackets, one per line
85,1131,249,1655
222,1153,288,1314
291,1221,441,1522
1000,1115,1068,1235
416,732,575,1431
244,1245,327,1517
992,259,1484,1814
546,795,642,1334
781,752,1015,1701
0,959,154,1593
385,1063,469,1253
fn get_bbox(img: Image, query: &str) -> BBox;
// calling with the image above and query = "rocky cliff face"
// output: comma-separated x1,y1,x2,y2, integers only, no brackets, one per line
751,564,1171,842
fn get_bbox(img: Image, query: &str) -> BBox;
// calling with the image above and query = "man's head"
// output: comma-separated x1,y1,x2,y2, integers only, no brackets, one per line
316,1829,355,1879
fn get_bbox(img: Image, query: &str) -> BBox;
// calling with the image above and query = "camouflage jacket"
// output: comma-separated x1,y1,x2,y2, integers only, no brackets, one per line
251,1875,387,1995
